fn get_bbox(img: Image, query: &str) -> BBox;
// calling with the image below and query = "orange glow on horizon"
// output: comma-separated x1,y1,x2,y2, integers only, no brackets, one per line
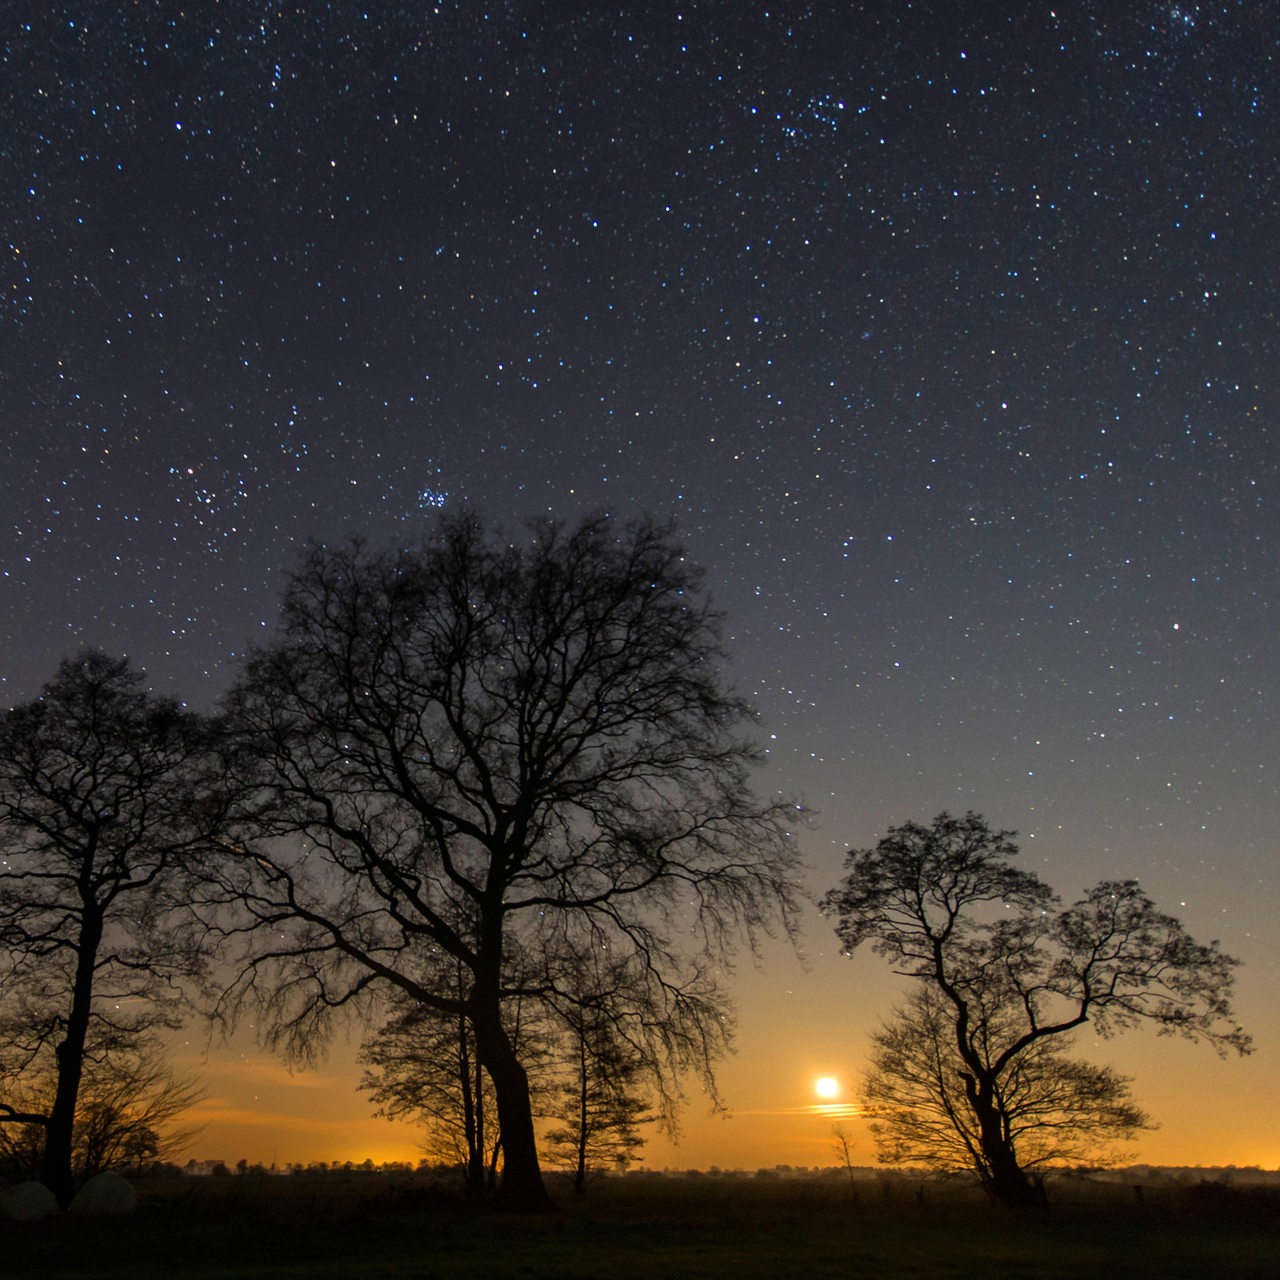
171,942,1276,1175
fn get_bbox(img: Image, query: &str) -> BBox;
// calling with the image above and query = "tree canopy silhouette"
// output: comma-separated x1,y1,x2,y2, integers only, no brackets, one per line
542,948,658,1195
209,510,803,1210
0,652,217,1206
861,984,1151,1181
822,810,1250,1208
358,949,548,1195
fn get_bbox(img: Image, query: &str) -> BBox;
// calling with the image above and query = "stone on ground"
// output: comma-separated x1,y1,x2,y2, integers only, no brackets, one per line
69,1171,137,1216
0,1180,59,1221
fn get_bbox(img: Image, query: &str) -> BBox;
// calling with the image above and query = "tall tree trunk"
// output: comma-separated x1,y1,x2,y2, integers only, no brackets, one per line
469,998,552,1212
456,1004,486,1197
468,1043,487,1196
574,1031,588,1196
980,1139,1039,1209
967,1078,1038,1210
40,897,104,1208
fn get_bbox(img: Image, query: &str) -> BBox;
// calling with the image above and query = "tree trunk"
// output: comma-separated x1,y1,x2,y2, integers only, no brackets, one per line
40,897,104,1208
965,1072,1039,1211
976,1112,1038,1209
470,1002,552,1212
457,1007,486,1197
574,1033,588,1196
982,1147,1040,1210
466,1044,486,1197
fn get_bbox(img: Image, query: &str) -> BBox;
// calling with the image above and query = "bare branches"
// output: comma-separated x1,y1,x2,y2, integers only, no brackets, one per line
0,652,219,1202
0,1037,204,1182
823,812,1052,973
1051,881,1251,1054
824,810,1250,1207
863,987,1152,1179
824,811,1249,1054
213,510,803,1209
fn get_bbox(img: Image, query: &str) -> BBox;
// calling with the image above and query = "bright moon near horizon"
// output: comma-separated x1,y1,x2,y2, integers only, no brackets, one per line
815,1076,839,1099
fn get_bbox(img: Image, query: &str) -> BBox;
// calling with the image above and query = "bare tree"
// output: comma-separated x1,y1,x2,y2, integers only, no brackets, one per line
822,811,1250,1209
831,1124,858,1198
75,1040,206,1179
535,917,736,1133
209,512,803,1210
0,652,218,1204
359,951,550,1194
361,994,502,1192
0,1036,205,1182
543,980,654,1194
862,985,1150,1181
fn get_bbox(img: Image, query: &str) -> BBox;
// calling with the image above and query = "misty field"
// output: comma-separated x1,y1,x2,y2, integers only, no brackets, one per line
3,1171,1279,1279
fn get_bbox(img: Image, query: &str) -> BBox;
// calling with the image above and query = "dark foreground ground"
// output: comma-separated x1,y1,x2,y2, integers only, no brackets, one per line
3,1171,1279,1280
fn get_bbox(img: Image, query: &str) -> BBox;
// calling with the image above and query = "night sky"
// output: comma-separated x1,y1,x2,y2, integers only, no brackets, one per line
3,3,1276,1170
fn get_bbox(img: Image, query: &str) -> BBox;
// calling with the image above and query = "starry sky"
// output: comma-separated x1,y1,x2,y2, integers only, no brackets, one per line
4,2,1277,1171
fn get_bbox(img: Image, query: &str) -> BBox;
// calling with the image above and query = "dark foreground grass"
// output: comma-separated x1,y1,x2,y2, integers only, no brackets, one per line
3,1172,1278,1280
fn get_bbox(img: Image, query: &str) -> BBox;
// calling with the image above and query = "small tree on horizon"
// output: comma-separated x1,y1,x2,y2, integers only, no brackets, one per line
542,971,655,1194
360,993,501,1194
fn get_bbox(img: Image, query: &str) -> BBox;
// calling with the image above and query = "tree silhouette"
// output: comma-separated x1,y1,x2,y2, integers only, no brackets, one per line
209,511,802,1210
0,1037,204,1183
862,984,1151,1181
543,990,654,1194
0,652,217,1205
823,811,1250,1208
361,994,502,1192
359,952,550,1194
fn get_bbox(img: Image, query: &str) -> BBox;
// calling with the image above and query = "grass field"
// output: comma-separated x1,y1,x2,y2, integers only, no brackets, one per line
3,1171,1279,1279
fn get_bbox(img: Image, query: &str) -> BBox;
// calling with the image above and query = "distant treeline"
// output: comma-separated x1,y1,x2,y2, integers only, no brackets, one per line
169,1159,1280,1185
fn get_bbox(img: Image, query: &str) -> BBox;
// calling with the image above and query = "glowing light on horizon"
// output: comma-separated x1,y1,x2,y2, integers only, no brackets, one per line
815,1076,839,1100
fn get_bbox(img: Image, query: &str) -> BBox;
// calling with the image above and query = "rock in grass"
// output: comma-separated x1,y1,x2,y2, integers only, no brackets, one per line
69,1171,137,1216
1,1181,59,1221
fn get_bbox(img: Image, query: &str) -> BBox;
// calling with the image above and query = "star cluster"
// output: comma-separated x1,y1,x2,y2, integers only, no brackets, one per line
2,1,1277,1164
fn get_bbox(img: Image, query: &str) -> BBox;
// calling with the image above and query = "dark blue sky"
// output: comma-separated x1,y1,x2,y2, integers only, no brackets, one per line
3,2,1276,1166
